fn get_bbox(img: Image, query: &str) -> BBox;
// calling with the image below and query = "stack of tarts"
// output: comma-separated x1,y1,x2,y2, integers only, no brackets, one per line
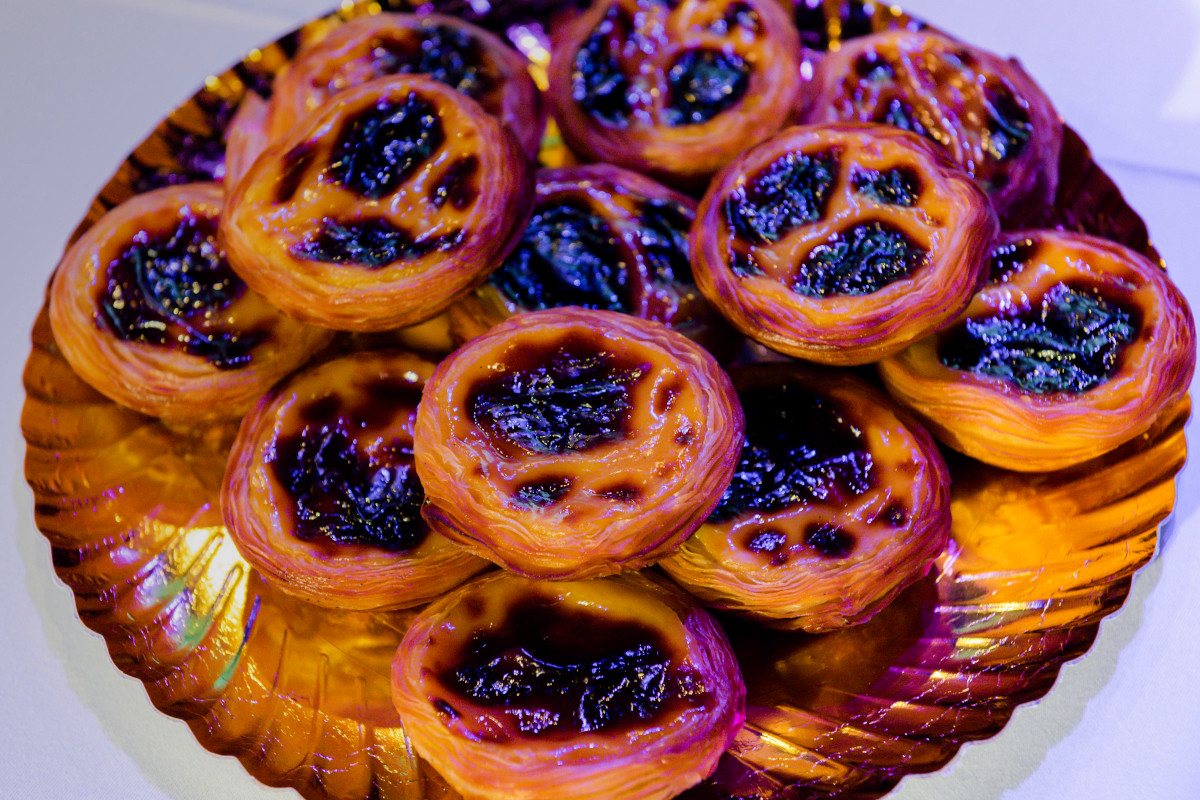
43,3,1195,800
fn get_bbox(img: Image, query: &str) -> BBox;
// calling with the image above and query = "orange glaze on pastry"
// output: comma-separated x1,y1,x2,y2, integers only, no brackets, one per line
878,230,1196,471
268,12,546,158
447,164,732,355
660,363,951,632
414,307,744,579
221,75,533,332
547,0,803,188
801,29,1063,226
691,123,998,365
222,92,272,192
222,350,490,609
48,183,332,421
391,570,745,800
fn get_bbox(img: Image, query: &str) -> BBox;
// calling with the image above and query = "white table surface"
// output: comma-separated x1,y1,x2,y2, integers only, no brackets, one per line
3,1,1199,798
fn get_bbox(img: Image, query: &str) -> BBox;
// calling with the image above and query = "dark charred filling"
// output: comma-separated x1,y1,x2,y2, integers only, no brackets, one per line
467,333,651,457
987,238,1037,283
269,379,429,551
98,214,262,368
983,85,1032,165
876,97,927,138
725,151,838,245
710,381,874,523
513,476,575,509
572,7,633,127
368,23,496,100
709,2,760,34
438,593,708,737
939,282,1138,395
804,523,856,558
663,49,750,127
429,155,480,210
275,142,317,205
637,198,695,284
792,0,877,52
792,222,925,297
490,201,632,311
328,92,445,199
852,167,921,207
855,51,896,82
746,527,789,565
292,217,464,267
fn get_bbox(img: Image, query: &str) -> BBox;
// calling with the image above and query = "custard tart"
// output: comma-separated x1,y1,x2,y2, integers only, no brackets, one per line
660,363,951,632
268,12,546,158
691,123,998,364
448,164,730,354
878,231,1196,471
221,74,533,331
414,307,744,579
801,29,1063,226
48,182,332,422
391,570,745,800
222,350,490,609
547,0,803,187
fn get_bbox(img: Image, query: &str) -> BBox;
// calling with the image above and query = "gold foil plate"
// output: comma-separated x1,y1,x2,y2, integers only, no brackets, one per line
22,1,1188,798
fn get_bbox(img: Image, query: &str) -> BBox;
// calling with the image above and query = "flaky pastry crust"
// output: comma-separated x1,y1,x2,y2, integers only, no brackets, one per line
391,571,745,800
878,231,1196,471
414,307,744,579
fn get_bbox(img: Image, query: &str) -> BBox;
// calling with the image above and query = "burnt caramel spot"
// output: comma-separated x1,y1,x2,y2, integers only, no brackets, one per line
710,2,760,34
805,523,856,558
792,0,831,51
988,238,1037,283
490,202,631,312
882,502,907,527
852,167,921,207
745,528,789,566
98,214,262,368
276,141,316,205
329,92,445,199
636,198,695,285
596,483,642,502
877,97,927,138
572,7,633,127
269,378,429,552
793,222,925,297
432,698,459,720
793,0,880,53
369,24,496,100
655,377,685,415
440,593,709,737
292,218,463,267
939,282,1138,395
663,49,750,127
429,155,480,210
467,333,651,457
983,85,1032,164
709,381,874,523
855,50,896,82
725,152,837,245
513,476,575,509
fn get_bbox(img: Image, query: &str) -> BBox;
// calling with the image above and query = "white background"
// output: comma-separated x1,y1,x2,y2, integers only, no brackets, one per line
3,1,1200,798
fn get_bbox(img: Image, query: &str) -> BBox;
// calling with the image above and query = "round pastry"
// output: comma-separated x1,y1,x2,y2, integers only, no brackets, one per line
47,183,332,421
221,75,534,332
660,363,951,632
414,307,744,579
391,570,745,800
691,123,998,365
800,29,1063,226
878,231,1196,472
448,164,730,354
267,12,546,158
222,350,491,610
547,0,803,188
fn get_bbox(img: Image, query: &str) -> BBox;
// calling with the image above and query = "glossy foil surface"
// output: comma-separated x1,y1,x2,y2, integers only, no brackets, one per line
20,1,1189,799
